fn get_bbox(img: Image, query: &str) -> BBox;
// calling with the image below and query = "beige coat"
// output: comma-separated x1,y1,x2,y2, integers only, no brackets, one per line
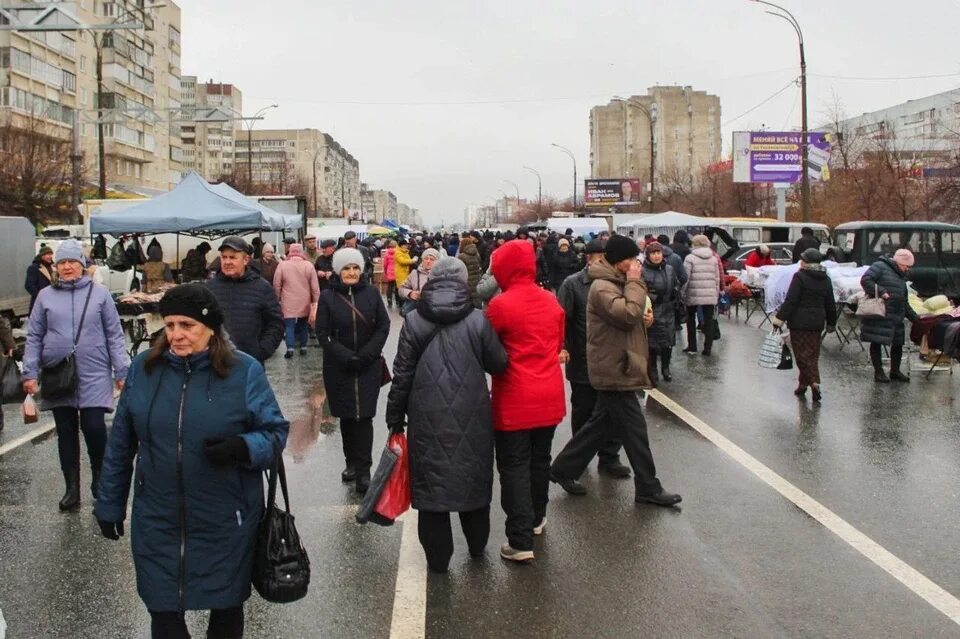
586,259,652,391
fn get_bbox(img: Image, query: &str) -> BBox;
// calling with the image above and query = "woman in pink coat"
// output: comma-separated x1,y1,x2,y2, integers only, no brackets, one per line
273,243,320,358
383,240,399,309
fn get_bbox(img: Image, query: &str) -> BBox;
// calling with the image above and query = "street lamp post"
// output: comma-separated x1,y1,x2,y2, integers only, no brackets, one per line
503,179,520,217
752,0,809,222
523,166,542,220
243,104,278,191
551,143,578,211
615,96,658,213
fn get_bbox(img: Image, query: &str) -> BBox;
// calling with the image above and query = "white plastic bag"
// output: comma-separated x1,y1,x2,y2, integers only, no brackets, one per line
758,331,784,369
21,394,38,424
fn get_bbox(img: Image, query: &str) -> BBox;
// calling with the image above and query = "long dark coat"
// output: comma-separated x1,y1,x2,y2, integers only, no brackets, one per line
776,267,838,332
643,258,679,349
94,350,289,612
315,277,390,419
860,256,919,346
386,275,507,512
457,240,482,307
550,249,580,290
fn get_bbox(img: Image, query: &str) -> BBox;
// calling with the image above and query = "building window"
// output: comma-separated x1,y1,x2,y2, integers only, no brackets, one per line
80,55,86,72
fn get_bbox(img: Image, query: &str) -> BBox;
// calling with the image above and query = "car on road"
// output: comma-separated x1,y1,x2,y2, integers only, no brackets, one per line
725,242,794,271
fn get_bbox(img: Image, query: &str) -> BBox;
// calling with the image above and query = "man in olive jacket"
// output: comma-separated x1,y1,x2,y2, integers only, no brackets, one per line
551,235,681,507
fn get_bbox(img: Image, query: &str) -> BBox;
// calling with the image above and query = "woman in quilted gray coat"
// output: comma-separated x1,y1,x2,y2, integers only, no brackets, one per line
681,234,722,356
386,257,508,573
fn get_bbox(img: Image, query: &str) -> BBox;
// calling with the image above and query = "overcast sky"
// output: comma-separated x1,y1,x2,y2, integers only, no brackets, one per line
178,0,960,226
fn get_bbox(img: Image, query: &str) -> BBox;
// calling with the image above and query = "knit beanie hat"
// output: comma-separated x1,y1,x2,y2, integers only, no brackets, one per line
332,247,365,274
604,234,640,264
421,248,441,261
800,248,823,264
262,243,275,255
158,283,224,331
558,238,570,249
893,248,915,268
54,239,85,264
645,241,663,254
287,243,304,258
38,245,54,257
430,257,468,283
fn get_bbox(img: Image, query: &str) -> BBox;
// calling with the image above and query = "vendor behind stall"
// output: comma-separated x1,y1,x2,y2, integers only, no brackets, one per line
142,245,174,294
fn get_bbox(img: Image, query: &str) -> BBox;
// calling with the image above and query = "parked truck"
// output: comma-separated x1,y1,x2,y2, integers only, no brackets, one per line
0,216,39,323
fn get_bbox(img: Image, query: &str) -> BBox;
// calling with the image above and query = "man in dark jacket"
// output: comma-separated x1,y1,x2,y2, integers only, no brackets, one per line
669,229,692,262
205,236,284,362
551,235,681,507
386,258,508,572
792,227,821,263
556,239,629,493
315,239,336,291
25,246,55,312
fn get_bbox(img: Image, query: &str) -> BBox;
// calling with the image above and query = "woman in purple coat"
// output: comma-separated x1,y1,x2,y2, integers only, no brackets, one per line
22,239,130,511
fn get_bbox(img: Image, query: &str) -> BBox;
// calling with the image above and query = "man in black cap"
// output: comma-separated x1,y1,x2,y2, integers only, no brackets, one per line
792,226,820,263
343,231,372,280
281,236,296,260
315,239,336,291
555,239,636,493
205,236,284,362
551,234,681,507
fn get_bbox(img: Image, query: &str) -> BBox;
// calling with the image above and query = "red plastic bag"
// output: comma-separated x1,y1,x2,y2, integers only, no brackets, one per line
375,433,411,521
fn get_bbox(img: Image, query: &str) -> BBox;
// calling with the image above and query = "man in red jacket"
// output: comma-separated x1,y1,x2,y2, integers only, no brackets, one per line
486,240,566,563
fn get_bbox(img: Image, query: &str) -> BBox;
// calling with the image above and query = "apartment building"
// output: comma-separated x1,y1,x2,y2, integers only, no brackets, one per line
359,183,397,222
180,77,242,181
235,128,360,215
590,86,721,193
0,1,183,194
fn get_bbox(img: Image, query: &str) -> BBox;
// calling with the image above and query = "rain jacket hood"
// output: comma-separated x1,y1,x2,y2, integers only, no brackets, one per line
418,276,473,325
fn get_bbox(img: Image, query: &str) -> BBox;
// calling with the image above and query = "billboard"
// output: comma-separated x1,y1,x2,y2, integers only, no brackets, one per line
585,178,642,207
733,131,832,184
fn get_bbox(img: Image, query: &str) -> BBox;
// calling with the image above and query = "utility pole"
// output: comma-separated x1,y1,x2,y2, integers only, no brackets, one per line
524,166,542,220
616,96,658,213
551,143,578,211
752,0,809,222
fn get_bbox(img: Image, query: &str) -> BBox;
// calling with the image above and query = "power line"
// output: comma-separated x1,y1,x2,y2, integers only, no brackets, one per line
721,78,798,128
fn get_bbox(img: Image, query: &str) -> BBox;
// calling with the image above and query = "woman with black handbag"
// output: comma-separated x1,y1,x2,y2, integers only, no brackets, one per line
94,284,290,639
315,247,391,495
21,239,129,511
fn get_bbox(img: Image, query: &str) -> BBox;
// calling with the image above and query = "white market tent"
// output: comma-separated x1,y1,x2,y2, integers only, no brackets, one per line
89,172,302,238
628,211,713,238
308,224,370,241
546,217,610,236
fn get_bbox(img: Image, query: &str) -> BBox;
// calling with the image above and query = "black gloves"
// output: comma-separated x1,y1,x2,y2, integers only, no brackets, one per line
388,422,406,435
98,519,124,540
203,436,251,467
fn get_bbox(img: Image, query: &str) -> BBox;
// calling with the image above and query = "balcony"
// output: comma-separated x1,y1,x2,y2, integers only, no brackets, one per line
105,63,155,98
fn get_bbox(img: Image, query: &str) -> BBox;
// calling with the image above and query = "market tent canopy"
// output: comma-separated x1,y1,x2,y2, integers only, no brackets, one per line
89,172,303,237
630,212,711,229
546,217,610,236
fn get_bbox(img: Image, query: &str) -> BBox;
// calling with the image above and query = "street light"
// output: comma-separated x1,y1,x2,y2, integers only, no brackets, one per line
614,95,658,213
751,0,809,222
551,143,578,211
503,179,520,211
242,104,278,190
523,166,542,220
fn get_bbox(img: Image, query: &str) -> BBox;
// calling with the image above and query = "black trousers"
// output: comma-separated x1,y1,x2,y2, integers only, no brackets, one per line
686,305,715,352
417,506,490,572
51,407,107,479
569,382,621,466
495,427,556,551
340,417,374,477
149,606,243,639
385,281,401,307
871,342,904,374
552,391,662,496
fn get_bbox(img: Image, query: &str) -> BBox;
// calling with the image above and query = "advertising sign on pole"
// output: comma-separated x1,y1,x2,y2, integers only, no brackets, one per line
733,131,832,184
585,178,642,207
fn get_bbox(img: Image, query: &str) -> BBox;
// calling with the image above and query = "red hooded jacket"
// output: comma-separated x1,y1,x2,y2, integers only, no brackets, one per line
486,240,566,431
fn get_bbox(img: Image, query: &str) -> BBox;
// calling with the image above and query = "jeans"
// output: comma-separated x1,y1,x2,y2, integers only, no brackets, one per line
283,317,309,350
340,417,374,477
149,606,244,639
417,506,490,572
495,426,556,551
686,304,715,352
51,407,107,480
552,390,662,497
569,382,622,467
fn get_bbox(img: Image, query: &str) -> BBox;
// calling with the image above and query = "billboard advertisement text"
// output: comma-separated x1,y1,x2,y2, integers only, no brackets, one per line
585,178,642,207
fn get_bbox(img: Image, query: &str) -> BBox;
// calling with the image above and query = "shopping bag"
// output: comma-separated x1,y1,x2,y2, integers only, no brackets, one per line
375,433,411,521
777,345,794,370
1,356,25,404
356,438,400,526
21,394,38,424
758,331,784,369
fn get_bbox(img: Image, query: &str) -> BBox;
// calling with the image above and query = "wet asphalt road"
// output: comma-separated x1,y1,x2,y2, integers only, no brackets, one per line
1,305,959,638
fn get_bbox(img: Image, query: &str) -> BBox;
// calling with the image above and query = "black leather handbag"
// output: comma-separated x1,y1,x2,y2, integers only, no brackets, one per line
40,285,93,400
252,452,310,604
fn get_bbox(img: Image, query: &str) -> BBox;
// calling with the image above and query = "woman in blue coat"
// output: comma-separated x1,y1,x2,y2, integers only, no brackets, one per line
860,250,919,383
94,284,289,639
22,239,130,511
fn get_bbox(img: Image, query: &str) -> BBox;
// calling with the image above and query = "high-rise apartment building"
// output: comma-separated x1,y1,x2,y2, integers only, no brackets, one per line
359,183,397,222
590,86,721,193
0,1,183,193
235,128,360,216
180,77,242,181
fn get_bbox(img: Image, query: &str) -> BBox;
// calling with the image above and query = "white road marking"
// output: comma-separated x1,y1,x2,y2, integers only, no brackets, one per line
389,510,426,639
0,607,6,639
649,389,960,627
0,423,55,457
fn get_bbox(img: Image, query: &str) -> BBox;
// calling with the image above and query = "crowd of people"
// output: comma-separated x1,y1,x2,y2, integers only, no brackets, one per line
12,223,926,637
